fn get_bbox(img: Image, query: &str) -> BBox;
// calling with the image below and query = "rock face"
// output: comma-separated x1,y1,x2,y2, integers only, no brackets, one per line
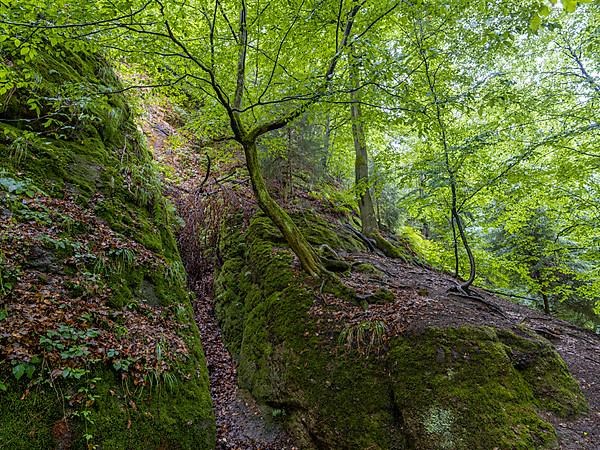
0,47,215,448
215,213,588,450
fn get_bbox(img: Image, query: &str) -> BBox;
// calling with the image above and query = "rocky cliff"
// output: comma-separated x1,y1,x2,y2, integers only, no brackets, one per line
0,45,215,449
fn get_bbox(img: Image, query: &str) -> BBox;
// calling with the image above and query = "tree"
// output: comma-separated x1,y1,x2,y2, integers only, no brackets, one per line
2,0,403,276
349,45,378,238
3,0,595,291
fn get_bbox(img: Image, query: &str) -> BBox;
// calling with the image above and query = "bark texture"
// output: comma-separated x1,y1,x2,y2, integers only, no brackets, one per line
243,141,323,277
349,47,378,237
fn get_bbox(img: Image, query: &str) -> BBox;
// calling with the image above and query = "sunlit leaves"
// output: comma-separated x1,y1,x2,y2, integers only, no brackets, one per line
530,0,592,31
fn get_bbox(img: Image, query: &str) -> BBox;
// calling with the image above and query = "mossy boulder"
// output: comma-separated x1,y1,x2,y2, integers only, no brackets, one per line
0,44,214,449
214,213,587,449
292,210,366,252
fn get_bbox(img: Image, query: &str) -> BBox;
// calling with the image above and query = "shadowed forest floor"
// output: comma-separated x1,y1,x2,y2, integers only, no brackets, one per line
191,274,297,450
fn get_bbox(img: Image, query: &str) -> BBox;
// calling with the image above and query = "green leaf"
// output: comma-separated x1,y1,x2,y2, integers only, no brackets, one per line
12,364,25,381
564,0,577,13
530,14,541,32
25,364,35,379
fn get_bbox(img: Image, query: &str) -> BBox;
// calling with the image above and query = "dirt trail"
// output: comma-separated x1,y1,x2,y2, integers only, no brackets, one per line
191,278,297,450
336,252,600,450
142,104,297,449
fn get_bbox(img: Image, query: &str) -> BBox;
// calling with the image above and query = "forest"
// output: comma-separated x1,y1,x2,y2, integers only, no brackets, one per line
1,0,599,449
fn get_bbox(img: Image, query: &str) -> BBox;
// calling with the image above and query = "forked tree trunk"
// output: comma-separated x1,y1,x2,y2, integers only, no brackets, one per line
451,214,459,278
452,206,476,291
242,140,323,277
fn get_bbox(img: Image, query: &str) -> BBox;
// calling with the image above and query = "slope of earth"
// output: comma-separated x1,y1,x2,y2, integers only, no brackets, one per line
337,251,600,449
0,45,215,449
213,210,597,450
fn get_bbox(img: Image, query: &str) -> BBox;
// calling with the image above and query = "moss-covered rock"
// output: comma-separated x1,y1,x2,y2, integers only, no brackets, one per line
353,262,383,276
0,44,214,449
214,213,587,450
292,210,366,252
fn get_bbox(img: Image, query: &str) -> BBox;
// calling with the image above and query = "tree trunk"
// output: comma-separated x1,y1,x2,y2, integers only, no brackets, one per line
242,140,323,277
419,173,430,239
321,115,332,178
542,292,550,314
451,214,459,278
287,129,293,202
452,207,476,291
349,47,378,236
224,0,365,277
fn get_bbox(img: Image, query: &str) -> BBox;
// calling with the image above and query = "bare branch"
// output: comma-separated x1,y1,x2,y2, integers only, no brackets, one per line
233,0,248,111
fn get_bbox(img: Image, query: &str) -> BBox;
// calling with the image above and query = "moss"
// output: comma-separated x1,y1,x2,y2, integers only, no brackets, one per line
214,227,251,357
292,210,365,252
321,257,351,273
0,385,60,449
353,262,382,276
214,211,587,450
0,367,213,450
104,263,187,309
372,232,410,260
1,47,215,448
388,327,561,449
366,288,394,304
212,215,414,448
84,367,213,450
316,273,355,301
497,328,588,417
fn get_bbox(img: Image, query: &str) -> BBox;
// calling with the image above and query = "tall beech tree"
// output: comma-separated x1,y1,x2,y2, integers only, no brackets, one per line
349,46,377,238
348,45,408,258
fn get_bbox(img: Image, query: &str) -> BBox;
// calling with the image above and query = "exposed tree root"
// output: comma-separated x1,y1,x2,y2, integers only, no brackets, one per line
447,284,508,318
343,223,377,252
